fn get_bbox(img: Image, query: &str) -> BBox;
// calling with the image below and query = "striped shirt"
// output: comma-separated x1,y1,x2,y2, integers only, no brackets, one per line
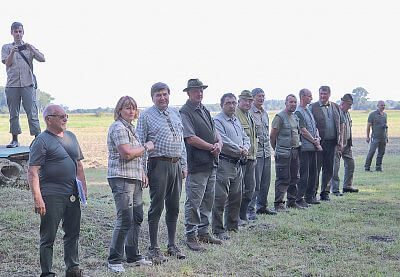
136,105,187,171
107,119,143,180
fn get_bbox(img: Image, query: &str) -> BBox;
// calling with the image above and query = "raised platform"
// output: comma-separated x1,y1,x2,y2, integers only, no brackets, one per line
0,146,30,189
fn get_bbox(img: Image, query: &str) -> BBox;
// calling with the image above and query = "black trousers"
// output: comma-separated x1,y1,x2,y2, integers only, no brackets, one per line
316,139,337,197
297,151,317,202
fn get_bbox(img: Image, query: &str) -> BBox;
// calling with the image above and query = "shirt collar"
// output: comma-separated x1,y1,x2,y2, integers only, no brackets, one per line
251,104,262,113
319,100,330,107
154,105,169,115
221,112,236,122
186,99,203,110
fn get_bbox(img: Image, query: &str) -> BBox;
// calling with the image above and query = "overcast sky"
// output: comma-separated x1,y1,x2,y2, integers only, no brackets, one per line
1,0,399,109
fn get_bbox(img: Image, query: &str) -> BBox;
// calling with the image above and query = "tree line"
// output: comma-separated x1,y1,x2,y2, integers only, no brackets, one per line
1,86,399,114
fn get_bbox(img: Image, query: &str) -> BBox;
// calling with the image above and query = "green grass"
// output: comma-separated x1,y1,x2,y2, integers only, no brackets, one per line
1,155,399,276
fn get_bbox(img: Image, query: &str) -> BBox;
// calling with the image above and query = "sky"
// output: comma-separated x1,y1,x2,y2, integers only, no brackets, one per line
1,0,400,109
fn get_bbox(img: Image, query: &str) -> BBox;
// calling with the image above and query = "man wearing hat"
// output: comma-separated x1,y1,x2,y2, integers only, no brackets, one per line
248,88,277,217
330,94,359,194
136,82,187,263
235,90,258,223
179,79,223,251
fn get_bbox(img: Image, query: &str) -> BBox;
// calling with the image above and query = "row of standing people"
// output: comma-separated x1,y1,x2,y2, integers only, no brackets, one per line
27,80,389,276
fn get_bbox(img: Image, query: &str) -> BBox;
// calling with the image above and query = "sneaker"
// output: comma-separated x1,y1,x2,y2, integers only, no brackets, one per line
198,233,223,245
287,202,306,209
214,232,231,241
296,199,311,208
147,247,167,264
167,244,186,259
107,263,125,273
128,258,152,266
185,236,206,251
274,203,288,212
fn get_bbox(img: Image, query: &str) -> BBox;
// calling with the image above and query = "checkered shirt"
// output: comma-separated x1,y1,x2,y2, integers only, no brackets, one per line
107,119,143,180
136,105,187,172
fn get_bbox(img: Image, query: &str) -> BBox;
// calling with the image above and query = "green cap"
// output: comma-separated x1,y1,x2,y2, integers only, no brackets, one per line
238,90,253,100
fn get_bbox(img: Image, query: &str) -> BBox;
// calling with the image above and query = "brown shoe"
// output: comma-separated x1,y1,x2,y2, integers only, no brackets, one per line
198,233,223,245
185,236,206,252
167,244,186,259
147,247,168,264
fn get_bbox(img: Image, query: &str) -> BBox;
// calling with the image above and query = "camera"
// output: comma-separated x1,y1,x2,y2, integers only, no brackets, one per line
17,44,27,51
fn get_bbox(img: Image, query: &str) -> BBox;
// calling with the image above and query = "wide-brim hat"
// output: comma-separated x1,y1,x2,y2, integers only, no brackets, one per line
341,93,353,104
183,78,208,92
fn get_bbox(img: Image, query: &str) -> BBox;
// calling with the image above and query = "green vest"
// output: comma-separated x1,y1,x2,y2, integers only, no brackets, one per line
235,107,257,160
275,110,300,157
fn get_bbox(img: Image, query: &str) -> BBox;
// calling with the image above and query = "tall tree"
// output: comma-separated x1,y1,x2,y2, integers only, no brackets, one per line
351,87,369,110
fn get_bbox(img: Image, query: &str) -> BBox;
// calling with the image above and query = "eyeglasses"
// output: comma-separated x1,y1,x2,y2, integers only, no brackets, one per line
47,114,69,119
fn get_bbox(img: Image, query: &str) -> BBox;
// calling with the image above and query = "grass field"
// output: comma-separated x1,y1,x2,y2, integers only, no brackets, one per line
0,110,399,276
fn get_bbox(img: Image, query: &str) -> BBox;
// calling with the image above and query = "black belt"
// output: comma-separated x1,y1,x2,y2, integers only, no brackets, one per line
149,156,180,163
219,154,240,164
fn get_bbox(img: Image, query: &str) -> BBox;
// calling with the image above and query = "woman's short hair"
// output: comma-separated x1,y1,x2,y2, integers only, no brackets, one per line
114,96,138,120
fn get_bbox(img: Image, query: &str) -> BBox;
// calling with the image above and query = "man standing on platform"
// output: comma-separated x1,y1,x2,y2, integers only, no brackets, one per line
295,89,322,206
270,94,302,211
364,101,388,172
248,88,276,218
310,86,344,201
2,22,45,148
212,93,250,240
330,94,359,194
235,90,258,224
180,79,223,252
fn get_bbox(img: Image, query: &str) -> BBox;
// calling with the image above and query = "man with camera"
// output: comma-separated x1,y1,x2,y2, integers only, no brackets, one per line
1,22,45,148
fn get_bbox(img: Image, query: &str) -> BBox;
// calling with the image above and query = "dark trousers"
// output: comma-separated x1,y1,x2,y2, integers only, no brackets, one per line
274,149,299,206
239,159,256,220
364,138,387,170
40,195,81,277
5,86,41,136
249,156,272,212
212,159,242,234
297,151,318,202
316,139,337,197
147,158,182,248
108,178,143,264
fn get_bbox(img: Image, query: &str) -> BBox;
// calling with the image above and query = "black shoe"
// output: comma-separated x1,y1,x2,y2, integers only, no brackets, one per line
365,168,371,172
6,140,19,148
305,198,321,205
256,208,277,215
287,202,306,209
343,187,359,193
320,195,330,201
332,191,343,196
375,168,382,172
296,199,311,208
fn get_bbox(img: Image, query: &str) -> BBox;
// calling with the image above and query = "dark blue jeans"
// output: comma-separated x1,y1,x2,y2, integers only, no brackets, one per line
40,194,81,277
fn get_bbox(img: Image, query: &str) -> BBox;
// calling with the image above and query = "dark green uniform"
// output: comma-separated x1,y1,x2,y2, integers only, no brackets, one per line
364,110,388,171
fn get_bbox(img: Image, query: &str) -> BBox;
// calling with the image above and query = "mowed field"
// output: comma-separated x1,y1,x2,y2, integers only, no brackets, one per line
0,110,399,276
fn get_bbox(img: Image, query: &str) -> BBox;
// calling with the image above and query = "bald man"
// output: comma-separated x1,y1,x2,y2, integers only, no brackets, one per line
364,101,388,172
28,105,87,277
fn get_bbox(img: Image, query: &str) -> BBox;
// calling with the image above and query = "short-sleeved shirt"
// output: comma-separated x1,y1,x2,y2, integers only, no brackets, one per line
107,119,143,180
271,113,300,148
368,110,388,140
29,130,84,196
1,42,41,87
250,105,271,158
136,105,187,171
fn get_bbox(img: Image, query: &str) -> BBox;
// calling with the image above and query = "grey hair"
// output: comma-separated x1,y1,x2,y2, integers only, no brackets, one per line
299,88,310,99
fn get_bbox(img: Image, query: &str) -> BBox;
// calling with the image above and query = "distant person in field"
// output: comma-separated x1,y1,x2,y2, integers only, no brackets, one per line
310,86,344,201
212,93,250,240
248,88,277,215
179,79,223,252
1,22,45,148
270,94,302,211
294,89,322,206
106,96,154,273
330,94,359,195
136,82,187,263
364,101,388,172
28,105,87,277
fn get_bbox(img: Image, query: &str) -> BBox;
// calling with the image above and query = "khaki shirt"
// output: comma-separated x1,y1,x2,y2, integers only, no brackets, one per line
1,42,43,87
235,107,257,160
250,105,271,158
271,113,301,148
